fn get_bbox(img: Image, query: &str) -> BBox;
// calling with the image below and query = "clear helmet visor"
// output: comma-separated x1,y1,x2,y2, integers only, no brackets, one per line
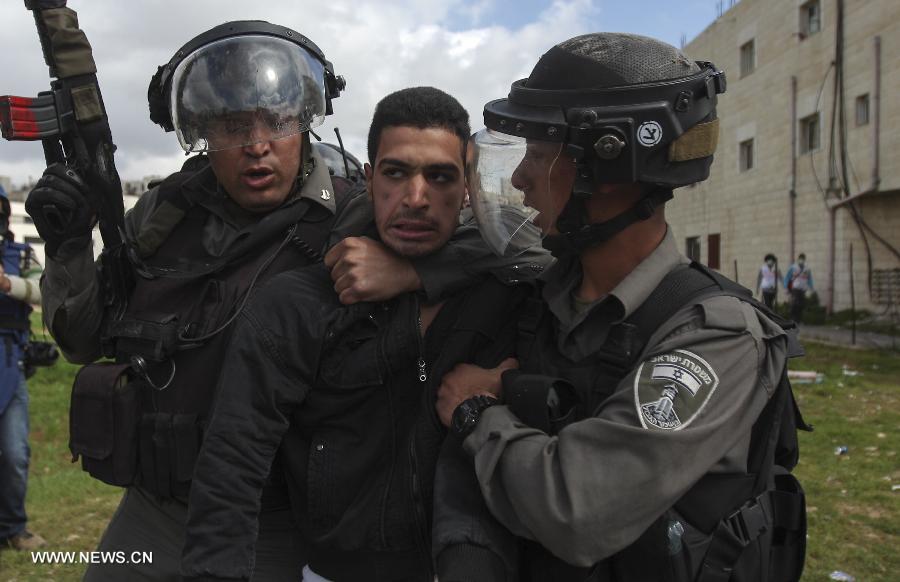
170,35,327,152
468,128,565,257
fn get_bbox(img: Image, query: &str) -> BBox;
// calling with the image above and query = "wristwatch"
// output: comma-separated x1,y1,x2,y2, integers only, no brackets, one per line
451,394,499,439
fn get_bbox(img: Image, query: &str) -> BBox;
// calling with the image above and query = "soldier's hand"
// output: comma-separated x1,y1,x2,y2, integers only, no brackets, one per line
324,236,422,305
26,163,97,260
436,358,518,427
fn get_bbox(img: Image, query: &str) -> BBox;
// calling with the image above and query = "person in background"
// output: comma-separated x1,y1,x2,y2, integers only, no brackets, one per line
756,253,782,309
0,189,45,552
785,253,814,324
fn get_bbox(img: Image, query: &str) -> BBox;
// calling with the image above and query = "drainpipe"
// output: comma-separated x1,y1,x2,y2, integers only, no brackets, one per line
827,207,836,313
872,35,881,191
790,76,797,262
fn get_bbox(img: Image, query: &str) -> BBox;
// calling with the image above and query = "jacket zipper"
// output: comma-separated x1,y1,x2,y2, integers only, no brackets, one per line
408,436,433,578
411,296,433,577
416,299,427,383
377,305,396,548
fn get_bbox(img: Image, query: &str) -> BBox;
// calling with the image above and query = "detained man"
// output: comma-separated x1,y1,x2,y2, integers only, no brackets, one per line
181,86,546,582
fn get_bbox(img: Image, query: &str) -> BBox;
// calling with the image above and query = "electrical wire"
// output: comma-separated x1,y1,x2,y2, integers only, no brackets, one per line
825,0,900,308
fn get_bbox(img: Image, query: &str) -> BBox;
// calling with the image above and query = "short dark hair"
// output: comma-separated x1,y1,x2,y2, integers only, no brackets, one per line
764,253,776,262
367,86,470,165
798,253,806,260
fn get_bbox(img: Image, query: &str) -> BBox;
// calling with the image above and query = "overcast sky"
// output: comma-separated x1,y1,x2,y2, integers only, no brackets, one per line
0,0,723,188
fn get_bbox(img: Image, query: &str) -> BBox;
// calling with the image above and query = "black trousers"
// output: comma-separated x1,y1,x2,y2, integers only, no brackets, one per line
83,486,304,581
789,289,806,324
762,289,776,310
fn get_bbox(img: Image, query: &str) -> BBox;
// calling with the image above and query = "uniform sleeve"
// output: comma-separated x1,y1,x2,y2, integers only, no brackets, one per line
432,438,516,582
326,196,553,303
41,243,103,363
413,211,554,302
181,307,314,581
462,296,787,567
40,192,155,364
325,185,372,248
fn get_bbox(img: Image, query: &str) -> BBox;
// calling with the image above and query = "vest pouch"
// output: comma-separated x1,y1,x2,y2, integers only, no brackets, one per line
139,412,202,500
767,468,806,582
69,363,140,487
607,514,685,582
106,313,180,362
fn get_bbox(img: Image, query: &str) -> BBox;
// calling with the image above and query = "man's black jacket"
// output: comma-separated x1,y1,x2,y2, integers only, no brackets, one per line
181,262,531,581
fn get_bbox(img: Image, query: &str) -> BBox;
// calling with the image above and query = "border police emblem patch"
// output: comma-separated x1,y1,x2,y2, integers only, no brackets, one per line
633,349,719,430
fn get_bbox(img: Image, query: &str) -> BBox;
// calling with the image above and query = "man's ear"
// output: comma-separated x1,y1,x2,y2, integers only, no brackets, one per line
364,163,374,200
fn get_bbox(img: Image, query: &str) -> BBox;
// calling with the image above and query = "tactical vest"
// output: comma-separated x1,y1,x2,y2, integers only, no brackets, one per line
0,239,34,334
69,165,357,499
0,239,33,413
511,262,809,582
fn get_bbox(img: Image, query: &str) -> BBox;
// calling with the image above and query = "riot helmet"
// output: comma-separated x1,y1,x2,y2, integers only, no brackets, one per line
148,21,345,153
469,33,726,256
312,141,364,183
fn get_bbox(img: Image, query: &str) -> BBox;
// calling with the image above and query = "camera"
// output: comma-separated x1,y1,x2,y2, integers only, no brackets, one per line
23,340,59,378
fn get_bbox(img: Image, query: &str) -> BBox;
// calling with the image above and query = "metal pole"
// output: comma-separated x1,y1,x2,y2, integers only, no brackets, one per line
872,36,881,191
849,243,856,345
827,208,836,314
790,75,797,262
733,259,739,284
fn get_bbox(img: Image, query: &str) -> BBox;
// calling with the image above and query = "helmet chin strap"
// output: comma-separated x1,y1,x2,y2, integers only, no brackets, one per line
542,186,673,258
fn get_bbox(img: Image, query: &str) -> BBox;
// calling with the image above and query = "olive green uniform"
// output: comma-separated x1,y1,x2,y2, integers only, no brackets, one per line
463,229,789,567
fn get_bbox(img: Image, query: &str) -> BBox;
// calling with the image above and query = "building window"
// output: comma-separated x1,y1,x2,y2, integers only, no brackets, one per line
707,234,721,270
800,113,820,154
856,94,870,126
872,268,900,305
740,40,755,77
739,139,754,172
800,0,822,38
686,237,701,262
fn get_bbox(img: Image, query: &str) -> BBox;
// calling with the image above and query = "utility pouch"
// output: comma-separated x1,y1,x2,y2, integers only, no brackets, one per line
767,468,807,582
69,362,140,487
105,312,181,362
138,412,202,499
502,371,578,435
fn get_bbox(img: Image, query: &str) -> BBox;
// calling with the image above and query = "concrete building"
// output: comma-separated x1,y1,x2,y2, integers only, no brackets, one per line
669,0,900,314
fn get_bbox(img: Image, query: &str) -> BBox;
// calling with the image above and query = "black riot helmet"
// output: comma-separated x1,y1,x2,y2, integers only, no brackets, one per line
469,33,726,257
148,21,345,153
312,142,364,184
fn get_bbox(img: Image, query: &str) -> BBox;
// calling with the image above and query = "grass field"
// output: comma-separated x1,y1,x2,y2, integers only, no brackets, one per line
1,335,897,581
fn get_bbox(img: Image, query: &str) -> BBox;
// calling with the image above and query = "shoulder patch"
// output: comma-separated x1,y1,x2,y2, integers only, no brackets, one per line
633,349,720,431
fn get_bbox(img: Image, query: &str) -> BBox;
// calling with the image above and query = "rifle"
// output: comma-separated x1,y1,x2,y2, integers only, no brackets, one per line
0,0,125,247
0,0,131,356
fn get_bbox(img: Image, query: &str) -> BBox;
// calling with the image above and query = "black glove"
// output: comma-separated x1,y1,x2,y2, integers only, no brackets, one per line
26,163,97,260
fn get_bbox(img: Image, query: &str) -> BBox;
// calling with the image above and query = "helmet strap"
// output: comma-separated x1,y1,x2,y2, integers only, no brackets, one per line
543,186,673,257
